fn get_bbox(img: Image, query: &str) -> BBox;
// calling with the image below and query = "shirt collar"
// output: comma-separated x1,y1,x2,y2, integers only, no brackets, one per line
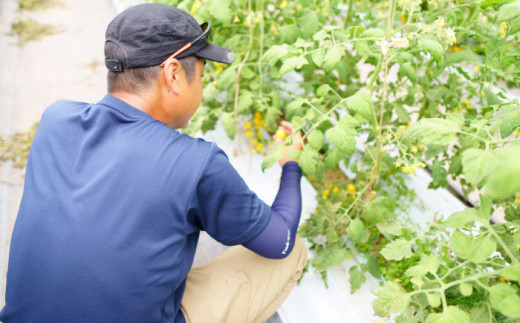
97,94,153,119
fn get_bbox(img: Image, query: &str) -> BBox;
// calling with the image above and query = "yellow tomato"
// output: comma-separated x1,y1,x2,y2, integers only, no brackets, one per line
275,128,287,140
347,184,356,193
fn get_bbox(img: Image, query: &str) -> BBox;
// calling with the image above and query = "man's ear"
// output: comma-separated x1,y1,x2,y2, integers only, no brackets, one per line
162,58,183,93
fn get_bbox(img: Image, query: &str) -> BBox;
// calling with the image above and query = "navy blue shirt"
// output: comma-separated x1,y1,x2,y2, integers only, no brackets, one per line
0,95,271,322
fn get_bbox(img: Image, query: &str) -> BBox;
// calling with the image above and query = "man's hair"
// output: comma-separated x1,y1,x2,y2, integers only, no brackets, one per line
104,42,198,93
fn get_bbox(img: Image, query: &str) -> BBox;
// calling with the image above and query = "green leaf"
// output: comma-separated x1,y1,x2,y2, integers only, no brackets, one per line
316,84,331,98
380,239,413,261
291,116,306,130
446,113,465,127
237,91,253,113
279,56,308,75
486,145,520,200
497,1,520,21
405,264,428,277
426,306,470,323
419,38,444,61
324,46,345,69
360,28,385,38
429,159,449,189
450,230,472,260
312,245,350,272
470,235,496,263
308,130,324,150
427,87,451,101
399,63,417,83
461,148,498,186
405,254,440,277
355,40,369,58
261,145,284,171
427,293,441,308
345,91,372,121
240,66,255,79
489,283,520,318
501,264,520,281
450,230,496,263
403,118,460,145
298,10,320,38
376,221,403,237
311,50,325,66
365,254,381,279
299,146,319,175
444,209,480,228
325,124,357,154
349,265,366,294
446,51,480,65
204,83,218,100
263,44,289,65
209,0,231,24
280,25,302,43
217,66,237,89
395,104,411,123
372,282,410,317
420,254,440,274
220,112,236,139
265,107,281,132
499,105,520,138
347,218,367,244
312,30,328,41
469,305,493,323
459,283,473,296
324,148,342,169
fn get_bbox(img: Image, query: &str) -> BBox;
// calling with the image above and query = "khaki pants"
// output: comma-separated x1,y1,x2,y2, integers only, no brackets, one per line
180,235,308,323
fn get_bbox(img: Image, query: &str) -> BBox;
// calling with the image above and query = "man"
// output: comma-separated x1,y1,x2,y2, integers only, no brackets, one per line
0,3,306,323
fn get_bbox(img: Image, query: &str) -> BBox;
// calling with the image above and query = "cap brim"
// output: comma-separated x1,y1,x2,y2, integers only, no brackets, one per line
195,43,235,64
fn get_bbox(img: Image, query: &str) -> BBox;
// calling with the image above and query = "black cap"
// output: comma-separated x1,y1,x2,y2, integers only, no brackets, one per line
105,3,235,72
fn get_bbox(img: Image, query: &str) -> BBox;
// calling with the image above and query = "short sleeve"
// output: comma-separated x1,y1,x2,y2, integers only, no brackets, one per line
186,144,271,245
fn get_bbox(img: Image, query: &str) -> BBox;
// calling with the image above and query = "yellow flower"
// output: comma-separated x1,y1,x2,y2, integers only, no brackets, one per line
245,131,253,138
403,166,416,174
347,184,356,193
500,21,507,37
453,45,464,52
435,17,446,28
411,146,418,154
515,193,520,205
322,189,329,200
256,142,263,151
244,121,252,130
407,33,413,40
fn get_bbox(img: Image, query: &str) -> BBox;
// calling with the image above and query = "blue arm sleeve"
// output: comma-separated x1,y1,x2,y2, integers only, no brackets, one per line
243,161,302,259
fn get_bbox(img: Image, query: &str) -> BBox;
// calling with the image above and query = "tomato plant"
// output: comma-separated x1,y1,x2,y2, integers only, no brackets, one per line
156,0,520,320
1,0,519,320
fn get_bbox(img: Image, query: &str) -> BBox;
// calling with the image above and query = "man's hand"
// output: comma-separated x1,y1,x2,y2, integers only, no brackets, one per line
272,121,303,167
